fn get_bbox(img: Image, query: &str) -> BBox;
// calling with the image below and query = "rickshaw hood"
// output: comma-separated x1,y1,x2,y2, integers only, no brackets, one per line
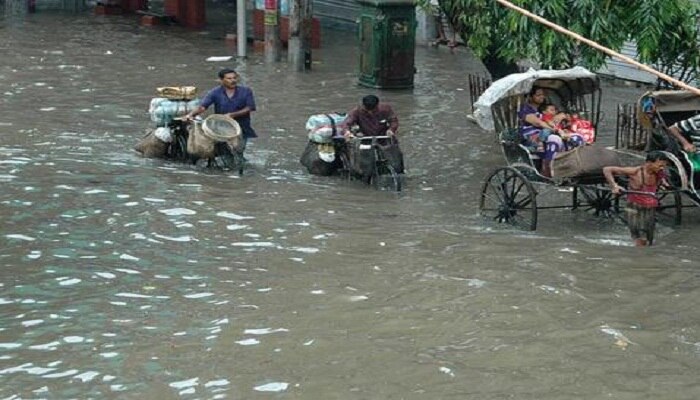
473,66,598,132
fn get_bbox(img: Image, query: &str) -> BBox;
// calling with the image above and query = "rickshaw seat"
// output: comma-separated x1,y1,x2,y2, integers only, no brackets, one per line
499,128,540,167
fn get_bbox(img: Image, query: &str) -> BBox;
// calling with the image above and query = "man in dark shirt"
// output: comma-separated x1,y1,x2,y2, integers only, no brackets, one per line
342,95,399,138
185,68,257,149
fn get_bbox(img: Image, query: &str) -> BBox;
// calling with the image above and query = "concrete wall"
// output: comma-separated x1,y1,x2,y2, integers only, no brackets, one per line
34,0,86,11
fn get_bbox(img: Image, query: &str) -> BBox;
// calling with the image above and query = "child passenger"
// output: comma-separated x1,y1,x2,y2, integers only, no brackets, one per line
539,104,584,149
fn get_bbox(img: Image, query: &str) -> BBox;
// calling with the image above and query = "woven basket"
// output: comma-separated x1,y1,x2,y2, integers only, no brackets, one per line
202,114,243,153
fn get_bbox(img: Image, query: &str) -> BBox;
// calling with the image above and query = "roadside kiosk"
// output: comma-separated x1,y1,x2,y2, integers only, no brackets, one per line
356,0,416,89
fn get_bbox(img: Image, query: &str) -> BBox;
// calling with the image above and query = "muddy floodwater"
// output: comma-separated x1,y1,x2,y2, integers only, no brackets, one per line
1,10,700,399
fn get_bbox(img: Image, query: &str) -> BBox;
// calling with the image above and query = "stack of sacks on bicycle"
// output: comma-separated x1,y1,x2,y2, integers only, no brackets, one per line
305,113,347,144
300,113,347,175
149,97,201,127
149,87,200,127
136,86,200,158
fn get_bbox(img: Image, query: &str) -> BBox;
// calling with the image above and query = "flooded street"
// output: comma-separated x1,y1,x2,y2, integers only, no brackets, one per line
2,11,700,399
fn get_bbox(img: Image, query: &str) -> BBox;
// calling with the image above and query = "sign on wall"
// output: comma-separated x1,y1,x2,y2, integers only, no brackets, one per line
255,0,289,15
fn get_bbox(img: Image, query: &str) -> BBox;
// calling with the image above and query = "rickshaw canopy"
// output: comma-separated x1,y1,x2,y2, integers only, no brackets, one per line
473,66,600,132
639,90,700,114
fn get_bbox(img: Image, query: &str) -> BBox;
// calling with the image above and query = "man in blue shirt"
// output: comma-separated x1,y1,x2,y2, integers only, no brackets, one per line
185,68,257,149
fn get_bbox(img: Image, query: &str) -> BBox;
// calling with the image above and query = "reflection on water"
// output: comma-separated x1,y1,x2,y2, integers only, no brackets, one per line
1,10,700,400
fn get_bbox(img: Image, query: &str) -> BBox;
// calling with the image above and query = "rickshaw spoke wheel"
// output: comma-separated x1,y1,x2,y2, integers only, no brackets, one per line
656,190,682,226
479,167,538,231
576,186,617,218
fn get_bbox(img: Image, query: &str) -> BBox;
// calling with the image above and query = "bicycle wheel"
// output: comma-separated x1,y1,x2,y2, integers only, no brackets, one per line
169,128,190,162
337,151,351,181
371,163,402,192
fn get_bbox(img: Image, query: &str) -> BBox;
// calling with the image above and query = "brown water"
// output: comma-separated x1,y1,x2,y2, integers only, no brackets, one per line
1,10,700,400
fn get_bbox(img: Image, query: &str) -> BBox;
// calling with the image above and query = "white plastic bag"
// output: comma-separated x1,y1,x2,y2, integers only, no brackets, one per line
154,126,173,143
149,98,201,125
317,143,336,163
305,113,347,132
308,126,335,143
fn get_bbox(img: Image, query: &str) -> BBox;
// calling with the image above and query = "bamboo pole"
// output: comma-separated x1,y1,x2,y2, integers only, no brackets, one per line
494,0,700,96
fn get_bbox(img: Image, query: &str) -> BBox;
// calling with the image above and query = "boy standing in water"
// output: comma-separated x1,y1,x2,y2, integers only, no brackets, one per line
603,153,668,247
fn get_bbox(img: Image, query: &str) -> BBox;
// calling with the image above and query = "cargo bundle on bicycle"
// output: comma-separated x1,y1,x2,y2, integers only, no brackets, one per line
134,86,246,174
299,112,405,192
299,112,348,176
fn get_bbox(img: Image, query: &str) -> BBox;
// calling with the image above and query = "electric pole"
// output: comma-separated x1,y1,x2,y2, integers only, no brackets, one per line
264,0,281,63
288,0,312,71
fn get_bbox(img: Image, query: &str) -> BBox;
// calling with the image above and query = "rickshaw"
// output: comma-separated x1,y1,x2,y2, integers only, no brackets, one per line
616,89,700,208
471,67,682,232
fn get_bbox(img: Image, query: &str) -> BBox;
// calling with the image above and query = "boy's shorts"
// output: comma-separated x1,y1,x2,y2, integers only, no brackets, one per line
523,129,553,146
626,203,656,242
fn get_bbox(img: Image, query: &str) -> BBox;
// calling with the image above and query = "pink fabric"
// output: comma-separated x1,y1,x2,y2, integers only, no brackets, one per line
571,116,595,144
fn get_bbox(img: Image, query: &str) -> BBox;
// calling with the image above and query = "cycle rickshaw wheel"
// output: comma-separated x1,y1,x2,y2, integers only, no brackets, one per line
479,167,538,231
573,185,618,218
656,190,682,226
371,164,402,192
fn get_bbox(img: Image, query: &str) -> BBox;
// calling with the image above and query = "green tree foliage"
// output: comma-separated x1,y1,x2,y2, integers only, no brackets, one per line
420,0,700,84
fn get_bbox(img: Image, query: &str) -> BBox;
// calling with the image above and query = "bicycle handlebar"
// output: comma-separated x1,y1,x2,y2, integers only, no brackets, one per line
350,135,395,143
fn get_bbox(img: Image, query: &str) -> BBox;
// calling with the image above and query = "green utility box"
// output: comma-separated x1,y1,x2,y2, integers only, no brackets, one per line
356,0,416,89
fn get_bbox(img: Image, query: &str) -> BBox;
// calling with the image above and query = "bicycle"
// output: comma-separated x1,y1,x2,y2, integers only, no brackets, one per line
167,118,245,175
340,134,404,192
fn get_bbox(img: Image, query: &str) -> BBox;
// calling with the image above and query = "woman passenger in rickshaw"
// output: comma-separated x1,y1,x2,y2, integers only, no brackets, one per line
518,87,566,177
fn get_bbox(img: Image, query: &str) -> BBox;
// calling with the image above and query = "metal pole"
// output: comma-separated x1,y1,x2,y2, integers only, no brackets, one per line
289,0,312,71
264,0,280,63
288,0,301,70
301,0,312,70
237,0,247,58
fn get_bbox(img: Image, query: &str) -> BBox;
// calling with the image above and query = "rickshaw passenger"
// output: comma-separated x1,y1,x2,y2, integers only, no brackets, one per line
540,104,585,149
518,87,565,177
667,114,699,154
